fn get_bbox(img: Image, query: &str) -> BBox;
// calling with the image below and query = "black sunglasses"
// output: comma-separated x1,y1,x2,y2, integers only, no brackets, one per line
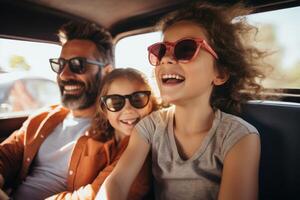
101,91,151,112
49,57,105,74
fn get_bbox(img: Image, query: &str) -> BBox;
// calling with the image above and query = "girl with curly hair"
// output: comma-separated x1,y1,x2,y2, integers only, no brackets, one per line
98,3,265,200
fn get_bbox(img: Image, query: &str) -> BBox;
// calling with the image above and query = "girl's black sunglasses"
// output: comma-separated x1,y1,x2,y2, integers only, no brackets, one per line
101,91,151,112
49,57,105,74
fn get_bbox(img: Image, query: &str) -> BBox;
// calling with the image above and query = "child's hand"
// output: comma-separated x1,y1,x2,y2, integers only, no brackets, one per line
0,188,9,200
0,174,4,189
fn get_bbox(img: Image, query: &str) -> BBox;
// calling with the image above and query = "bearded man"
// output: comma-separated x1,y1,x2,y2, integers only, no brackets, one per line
0,21,114,199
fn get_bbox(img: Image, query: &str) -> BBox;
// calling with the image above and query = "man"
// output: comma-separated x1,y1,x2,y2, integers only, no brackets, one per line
0,21,122,200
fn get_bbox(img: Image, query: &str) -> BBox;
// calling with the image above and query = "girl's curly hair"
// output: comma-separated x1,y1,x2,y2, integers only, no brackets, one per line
89,68,160,142
157,2,268,114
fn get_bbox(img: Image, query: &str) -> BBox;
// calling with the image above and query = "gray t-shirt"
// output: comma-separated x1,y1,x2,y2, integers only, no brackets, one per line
135,106,259,200
13,113,91,200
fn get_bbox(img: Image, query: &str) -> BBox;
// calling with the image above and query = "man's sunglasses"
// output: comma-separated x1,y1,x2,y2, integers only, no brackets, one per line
49,57,105,74
147,38,218,66
101,91,151,112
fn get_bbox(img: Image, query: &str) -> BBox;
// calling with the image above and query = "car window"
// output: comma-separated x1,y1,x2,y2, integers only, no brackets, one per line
116,32,161,97
247,6,300,89
0,38,61,118
115,6,300,97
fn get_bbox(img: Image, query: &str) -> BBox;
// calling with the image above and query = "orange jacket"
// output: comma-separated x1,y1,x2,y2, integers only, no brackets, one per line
0,105,152,200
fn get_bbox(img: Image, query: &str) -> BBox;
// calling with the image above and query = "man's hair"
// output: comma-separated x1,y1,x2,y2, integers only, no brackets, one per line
158,2,268,113
58,21,114,66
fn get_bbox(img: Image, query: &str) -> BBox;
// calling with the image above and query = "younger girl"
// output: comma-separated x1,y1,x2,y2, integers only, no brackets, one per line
98,3,264,200
90,68,158,199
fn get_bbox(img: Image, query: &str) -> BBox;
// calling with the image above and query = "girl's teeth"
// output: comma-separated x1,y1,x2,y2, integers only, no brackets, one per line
162,74,184,80
121,118,138,125
126,119,135,125
161,74,185,84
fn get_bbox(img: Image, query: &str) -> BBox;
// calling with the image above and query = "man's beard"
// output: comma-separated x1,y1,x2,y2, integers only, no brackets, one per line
58,74,100,110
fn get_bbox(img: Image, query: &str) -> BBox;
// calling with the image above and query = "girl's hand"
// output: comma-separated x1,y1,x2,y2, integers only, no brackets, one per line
0,188,9,200
0,174,4,189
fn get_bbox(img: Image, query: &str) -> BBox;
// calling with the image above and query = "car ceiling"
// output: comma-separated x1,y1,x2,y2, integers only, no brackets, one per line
1,0,299,43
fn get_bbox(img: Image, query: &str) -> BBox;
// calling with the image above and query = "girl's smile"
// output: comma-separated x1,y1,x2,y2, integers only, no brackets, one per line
104,78,153,140
161,73,185,84
155,21,217,105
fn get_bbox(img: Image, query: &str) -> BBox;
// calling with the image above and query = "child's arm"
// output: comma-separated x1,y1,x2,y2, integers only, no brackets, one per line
0,188,9,200
96,129,151,200
218,134,260,200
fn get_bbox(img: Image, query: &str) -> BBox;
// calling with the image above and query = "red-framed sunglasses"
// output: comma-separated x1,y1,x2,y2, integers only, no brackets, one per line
147,38,218,66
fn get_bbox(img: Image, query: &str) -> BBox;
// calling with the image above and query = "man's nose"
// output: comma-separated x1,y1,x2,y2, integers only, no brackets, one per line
59,64,74,80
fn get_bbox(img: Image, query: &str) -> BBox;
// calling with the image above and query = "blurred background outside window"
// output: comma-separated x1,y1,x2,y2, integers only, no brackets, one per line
0,39,61,117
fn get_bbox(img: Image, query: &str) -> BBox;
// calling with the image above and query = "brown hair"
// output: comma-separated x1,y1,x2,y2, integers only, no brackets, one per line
58,21,114,66
158,2,267,113
90,68,160,142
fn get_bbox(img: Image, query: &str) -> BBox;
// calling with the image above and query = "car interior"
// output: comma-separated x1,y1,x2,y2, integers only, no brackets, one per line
1,0,300,199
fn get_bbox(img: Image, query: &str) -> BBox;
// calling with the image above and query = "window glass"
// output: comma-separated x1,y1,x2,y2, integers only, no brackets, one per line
116,32,161,97
115,6,300,95
0,38,61,118
247,6,300,89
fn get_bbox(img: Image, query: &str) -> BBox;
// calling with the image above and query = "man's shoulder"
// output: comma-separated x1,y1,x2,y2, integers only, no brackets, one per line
19,104,69,135
26,104,69,123
30,104,66,115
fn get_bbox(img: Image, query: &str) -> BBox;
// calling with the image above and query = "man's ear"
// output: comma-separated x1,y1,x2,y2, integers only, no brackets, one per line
101,64,114,77
213,70,229,86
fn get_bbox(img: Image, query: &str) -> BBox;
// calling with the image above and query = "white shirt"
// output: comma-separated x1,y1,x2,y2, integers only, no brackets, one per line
13,113,91,200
